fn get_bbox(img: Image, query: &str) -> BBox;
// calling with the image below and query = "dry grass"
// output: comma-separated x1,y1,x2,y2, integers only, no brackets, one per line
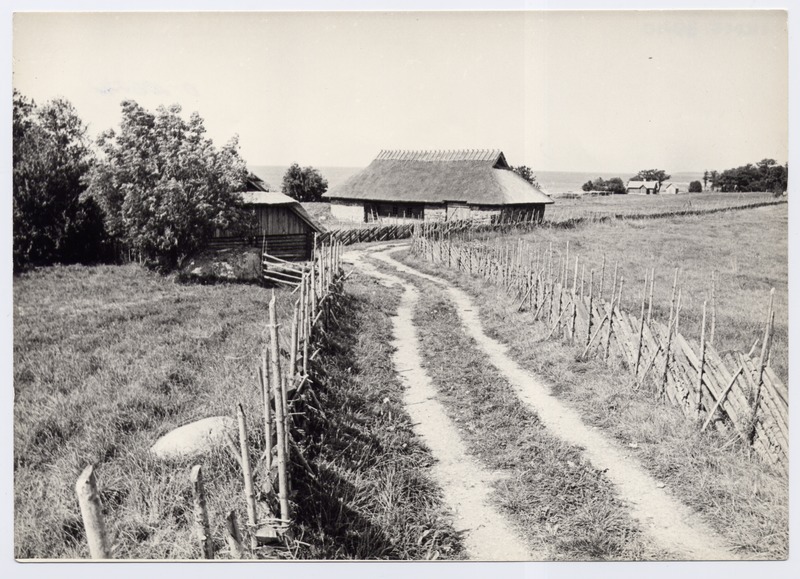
466,204,788,382
404,276,666,560
291,273,465,559
14,263,289,558
544,191,780,223
396,246,789,559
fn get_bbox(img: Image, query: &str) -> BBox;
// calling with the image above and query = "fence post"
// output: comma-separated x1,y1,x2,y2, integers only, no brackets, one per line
190,465,214,559
75,464,112,559
696,301,708,418
236,403,258,550
634,272,648,377
586,269,594,346
268,295,291,524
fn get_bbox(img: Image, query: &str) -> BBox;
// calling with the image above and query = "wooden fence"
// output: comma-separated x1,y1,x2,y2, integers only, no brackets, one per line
74,239,345,559
410,234,787,469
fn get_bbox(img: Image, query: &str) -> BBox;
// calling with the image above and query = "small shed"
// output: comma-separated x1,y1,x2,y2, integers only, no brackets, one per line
661,182,680,194
213,175,324,261
626,180,659,194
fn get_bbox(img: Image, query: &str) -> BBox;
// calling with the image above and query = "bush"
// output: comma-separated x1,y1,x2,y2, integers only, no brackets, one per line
689,180,703,193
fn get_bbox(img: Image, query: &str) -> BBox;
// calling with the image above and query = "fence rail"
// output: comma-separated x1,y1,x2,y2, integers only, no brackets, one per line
410,234,787,468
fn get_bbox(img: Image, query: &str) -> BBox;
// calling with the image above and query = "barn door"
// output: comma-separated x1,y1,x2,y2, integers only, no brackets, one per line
446,202,469,221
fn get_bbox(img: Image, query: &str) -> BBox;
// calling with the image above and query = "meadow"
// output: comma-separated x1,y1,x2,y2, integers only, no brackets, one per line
13,261,459,559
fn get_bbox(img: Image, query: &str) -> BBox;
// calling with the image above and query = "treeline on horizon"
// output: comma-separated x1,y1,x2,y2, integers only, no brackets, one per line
12,92,329,272
581,163,788,195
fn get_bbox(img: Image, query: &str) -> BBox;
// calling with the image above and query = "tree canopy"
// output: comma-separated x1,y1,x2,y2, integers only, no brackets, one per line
632,169,671,184
86,101,253,268
511,165,540,188
581,176,626,195
281,164,329,202
688,180,703,193
13,90,107,271
712,159,787,194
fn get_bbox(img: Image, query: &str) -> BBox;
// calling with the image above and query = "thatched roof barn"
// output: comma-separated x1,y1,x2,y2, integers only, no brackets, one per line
213,174,324,261
323,149,553,223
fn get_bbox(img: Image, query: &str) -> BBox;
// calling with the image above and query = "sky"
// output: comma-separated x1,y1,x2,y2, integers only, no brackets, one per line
12,10,789,173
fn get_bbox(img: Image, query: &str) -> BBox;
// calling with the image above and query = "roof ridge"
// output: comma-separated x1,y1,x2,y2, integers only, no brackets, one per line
373,148,502,162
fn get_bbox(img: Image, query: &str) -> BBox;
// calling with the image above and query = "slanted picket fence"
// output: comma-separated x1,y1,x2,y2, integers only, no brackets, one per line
410,233,787,469
75,239,345,559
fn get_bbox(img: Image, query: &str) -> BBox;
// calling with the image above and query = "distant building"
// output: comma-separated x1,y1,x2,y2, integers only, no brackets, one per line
323,149,554,223
661,182,680,194
213,174,324,260
626,180,660,194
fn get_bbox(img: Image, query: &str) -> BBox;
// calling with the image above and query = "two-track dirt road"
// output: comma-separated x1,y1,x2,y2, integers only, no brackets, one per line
345,243,736,562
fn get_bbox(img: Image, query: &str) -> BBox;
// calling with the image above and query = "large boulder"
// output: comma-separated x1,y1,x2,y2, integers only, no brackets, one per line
150,416,236,460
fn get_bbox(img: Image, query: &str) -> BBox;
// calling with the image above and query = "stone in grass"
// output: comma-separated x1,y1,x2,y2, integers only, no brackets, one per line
150,416,236,460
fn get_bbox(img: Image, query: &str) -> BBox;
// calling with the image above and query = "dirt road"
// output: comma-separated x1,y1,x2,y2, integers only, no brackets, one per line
348,243,736,561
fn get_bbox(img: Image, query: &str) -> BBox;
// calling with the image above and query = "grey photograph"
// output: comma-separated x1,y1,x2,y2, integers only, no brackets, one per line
10,5,793,568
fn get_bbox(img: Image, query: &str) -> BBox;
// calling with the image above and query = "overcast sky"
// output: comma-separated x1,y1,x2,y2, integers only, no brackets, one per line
13,10,788,172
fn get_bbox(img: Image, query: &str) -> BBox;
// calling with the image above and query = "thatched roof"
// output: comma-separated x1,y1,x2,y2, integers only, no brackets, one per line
324,149,553,206
626,180,659,189
240,191,324,233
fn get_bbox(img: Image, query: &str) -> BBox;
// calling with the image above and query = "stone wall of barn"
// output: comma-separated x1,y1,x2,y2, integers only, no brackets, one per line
330,200,365,222
423,204,447,222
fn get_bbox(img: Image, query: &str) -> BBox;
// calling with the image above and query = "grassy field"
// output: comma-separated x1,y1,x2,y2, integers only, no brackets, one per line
544,191,781,223
14,262,463,559
468,203,788,383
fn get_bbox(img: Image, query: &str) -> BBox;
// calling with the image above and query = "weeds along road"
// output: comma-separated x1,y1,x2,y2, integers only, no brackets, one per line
346,242,736,561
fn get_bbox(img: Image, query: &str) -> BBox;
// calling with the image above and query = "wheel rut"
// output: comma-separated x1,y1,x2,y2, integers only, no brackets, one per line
345,249,533,561
367,244,737,561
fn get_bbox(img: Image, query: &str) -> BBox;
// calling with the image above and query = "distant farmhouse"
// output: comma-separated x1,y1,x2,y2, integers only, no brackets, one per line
661,182,680,194
323,149,554,223
626,180,660,194
214,174,324,260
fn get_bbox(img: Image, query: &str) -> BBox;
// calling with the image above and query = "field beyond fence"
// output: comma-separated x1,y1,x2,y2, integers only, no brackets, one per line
410,233,787,469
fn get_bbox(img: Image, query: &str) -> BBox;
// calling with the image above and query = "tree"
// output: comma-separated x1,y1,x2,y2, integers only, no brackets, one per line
632,169,671,191
581,176,625,195
714,159,787,193
511,165,540,188
689,180,703,193
703,171,709,190
13,91,107,271
281,163,329,202
86,101,253,268
709,170,719,191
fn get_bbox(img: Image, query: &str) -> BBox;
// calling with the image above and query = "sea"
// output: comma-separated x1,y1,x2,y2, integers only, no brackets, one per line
250,165,706,196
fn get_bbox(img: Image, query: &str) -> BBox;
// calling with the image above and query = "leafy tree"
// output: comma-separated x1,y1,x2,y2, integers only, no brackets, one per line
86,101,253,268
632,169,671,190
581,176,625,195
703,171,709,190
689,180,703,193
13,91,107,271
511,165,540,188
714,159,787,193
281,163,329,202
709,170,719,191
